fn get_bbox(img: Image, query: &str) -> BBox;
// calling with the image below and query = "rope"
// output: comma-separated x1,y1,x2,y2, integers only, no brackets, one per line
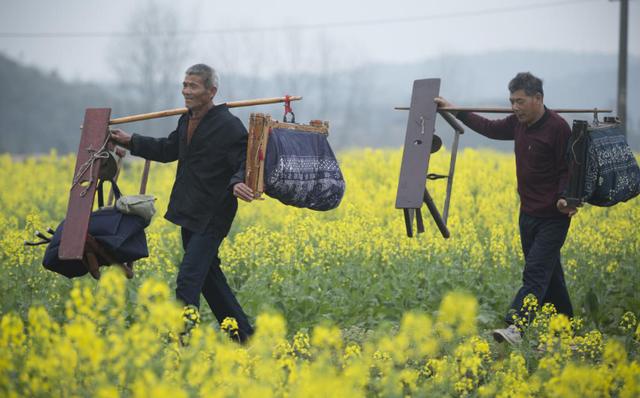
571,128,586,166
283,95,295,123
284,95,292,115
71,133,111,197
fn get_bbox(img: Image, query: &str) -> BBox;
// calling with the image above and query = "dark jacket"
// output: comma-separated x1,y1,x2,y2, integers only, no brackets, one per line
130,104,247,235
458,108,571,218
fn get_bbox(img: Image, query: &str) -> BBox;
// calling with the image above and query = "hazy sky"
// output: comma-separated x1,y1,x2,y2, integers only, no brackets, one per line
0,0,638,82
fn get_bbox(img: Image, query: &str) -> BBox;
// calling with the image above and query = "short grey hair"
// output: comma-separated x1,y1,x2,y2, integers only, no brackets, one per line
508,72,543,97
185,64,219,89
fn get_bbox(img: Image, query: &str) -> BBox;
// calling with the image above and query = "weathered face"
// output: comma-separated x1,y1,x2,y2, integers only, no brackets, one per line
182,74,215,110
509,89,543,125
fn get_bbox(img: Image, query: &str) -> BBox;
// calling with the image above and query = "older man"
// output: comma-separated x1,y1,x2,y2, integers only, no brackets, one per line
110,64,255,342
435,72,578,345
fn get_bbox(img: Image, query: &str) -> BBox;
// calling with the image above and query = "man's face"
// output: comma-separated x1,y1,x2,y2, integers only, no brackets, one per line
182,74,216,110
509,89,543,125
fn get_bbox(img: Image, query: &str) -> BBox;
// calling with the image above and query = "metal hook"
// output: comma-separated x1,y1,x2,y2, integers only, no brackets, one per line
592,108,600,126
283,110,296,123
283,95,296,123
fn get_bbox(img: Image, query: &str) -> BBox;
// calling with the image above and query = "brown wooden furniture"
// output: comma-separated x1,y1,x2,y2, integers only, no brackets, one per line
58,108,150,279
395,79,465,239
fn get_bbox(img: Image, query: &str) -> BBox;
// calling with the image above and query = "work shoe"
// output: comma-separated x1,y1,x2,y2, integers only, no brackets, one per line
492,325,522,345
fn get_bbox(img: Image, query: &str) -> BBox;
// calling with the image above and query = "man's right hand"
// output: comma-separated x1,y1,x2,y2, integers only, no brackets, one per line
233,182,255,202
435,96,459,113
557,198,578,217
109,128,132,149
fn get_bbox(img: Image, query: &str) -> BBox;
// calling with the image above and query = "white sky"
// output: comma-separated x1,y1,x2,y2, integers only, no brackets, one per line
0,0,638,82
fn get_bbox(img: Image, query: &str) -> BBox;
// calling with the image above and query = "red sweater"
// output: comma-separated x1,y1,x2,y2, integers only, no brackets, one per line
458,108,571,218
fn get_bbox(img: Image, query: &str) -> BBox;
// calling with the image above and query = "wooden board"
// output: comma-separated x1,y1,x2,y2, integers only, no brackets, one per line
59,108,111,260
395,79,441,209
245,113,270,197
271,120,329,134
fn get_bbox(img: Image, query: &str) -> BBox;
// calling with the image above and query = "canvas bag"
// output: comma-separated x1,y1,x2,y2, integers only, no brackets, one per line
116,194,156,223
42,179,150,278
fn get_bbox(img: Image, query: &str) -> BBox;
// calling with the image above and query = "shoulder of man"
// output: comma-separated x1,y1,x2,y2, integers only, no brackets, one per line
221,113,248,138
546,109,569,126
546,109,571,142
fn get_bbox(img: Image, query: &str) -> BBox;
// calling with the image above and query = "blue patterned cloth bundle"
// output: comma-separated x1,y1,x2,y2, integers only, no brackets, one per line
582,124,640,206
263,128,345,211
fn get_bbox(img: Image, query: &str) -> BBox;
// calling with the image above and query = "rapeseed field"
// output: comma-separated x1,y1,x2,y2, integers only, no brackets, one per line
0,148,638,397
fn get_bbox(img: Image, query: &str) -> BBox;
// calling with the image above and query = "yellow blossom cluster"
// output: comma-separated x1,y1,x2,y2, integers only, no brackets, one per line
0,148,639,396
1,271,639,397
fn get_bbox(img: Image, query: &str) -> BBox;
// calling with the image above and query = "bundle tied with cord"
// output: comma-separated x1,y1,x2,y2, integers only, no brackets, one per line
566,117,640,207
245,98,345,210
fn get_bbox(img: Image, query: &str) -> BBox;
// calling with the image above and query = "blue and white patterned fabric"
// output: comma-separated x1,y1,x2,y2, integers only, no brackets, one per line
583,124,640,206
264,128,345,211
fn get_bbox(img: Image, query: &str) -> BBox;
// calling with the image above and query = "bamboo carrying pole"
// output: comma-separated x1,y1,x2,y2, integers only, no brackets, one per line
108,96,303,125
394,106,613,114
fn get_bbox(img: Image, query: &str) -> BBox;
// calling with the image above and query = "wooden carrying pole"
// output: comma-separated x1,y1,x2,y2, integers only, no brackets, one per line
395,106,612,114
109,96,303,125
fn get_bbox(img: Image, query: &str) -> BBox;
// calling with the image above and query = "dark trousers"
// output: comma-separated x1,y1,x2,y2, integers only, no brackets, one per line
506,212,573,324
176,228,254,342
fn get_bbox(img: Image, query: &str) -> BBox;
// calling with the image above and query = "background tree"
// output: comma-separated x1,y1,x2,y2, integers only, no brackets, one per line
107,1,191,136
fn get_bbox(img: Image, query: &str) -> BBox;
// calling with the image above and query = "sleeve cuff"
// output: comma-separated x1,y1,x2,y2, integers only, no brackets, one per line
129,133,140,156
227,176,243,192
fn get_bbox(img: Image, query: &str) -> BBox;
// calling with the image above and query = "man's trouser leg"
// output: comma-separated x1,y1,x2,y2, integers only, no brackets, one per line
201,262,254,342
176,228,254,342
542,258,574,317
505,212,572,325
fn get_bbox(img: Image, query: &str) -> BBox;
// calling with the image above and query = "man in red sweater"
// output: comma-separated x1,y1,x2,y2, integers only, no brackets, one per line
435,72,578,345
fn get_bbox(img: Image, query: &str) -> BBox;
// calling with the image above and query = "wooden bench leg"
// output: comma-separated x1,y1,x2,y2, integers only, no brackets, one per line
83,250,101,280
120,262,134,279
84,235,134,280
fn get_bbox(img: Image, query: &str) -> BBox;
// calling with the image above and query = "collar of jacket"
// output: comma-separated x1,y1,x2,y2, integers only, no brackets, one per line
527,106,550,131
188,103,228,120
